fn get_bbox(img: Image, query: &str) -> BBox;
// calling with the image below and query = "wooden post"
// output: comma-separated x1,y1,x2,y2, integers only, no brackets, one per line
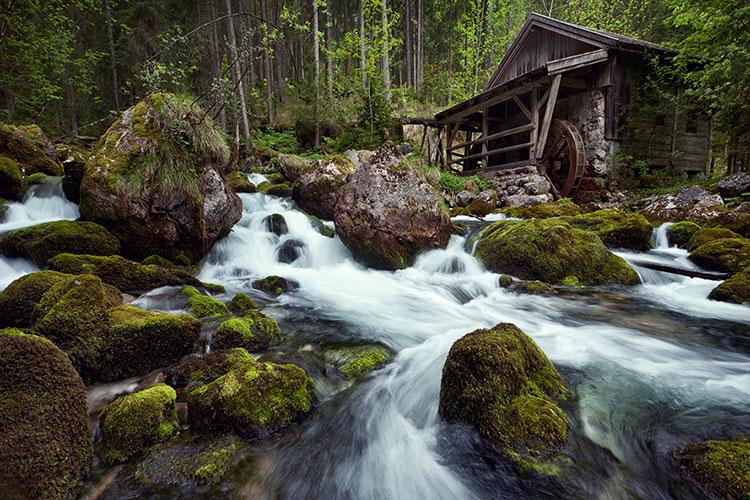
446,123,453,168
529,87,538,165
536,74,562,160
481,106,489,170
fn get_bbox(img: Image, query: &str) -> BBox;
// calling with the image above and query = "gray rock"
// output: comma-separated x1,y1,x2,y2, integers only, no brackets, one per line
717,173,750,198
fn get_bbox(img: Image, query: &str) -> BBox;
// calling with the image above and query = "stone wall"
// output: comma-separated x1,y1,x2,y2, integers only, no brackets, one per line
488,166,554,207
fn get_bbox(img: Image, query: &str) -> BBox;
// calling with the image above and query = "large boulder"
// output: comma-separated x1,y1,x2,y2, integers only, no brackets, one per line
0,270,68,328
475,219,640,286
292,156,354,219
0,156,24,200
500,199,582,218
559,209,653,250
688,238,750,274
717,173,750,198
0,123,63,176
334,143,452,270
639,185,724,223
686,227,742,251
667,221,701,248
677,437,750,498
439,323,571,459
0,220,120,266
79,93,242,262
709,267,750,304
213,311,281,352
0,330,91,498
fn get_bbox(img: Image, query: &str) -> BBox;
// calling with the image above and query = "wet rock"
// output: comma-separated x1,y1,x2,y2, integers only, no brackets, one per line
709,267,750,304
475,218,640,286
264,213,288,236
717,173,750,198
225,171,256,193
500,199,582,219
0,220,120,266
326,345,392,379
509,280,557,295
0,155,24,200
455,190,498,218
559,209,653,250
166,348,255,394
97,384,179,464
490,166,553,207
0,270,68,328
334,142,452,270
638,185,724,223
677,437,750,499
277,239,305,263
686,227,742,251
0,123,63,176
293,156,355,219
305,212,335,237
56,143,89,203
455,190,474,207
667,221,701,248
688,238,750,274
342,149,373,169
180,286,229,318
213,311,281,352
261,182,293,197
252,275,298,296
79,93,242,261
439,323,571,459
276,153,312,182
704,210,750,238
228,292,258,315
0,329,91,499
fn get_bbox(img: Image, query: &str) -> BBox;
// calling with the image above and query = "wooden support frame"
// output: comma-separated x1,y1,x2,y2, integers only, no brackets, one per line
447,123,534,151
481,107,489,169
536,74,562,160
448,141,534,165
547,49,608,75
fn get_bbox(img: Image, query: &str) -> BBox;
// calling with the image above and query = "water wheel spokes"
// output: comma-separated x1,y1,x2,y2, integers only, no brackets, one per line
541,119,585,197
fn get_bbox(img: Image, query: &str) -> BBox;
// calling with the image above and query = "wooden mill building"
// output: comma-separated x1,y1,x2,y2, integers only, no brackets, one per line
433,13,711,197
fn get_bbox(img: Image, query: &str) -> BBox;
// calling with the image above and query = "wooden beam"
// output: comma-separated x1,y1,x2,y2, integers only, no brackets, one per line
560,76,588,90
458,159,534,176
536,74,562,160
448,123,534,151
448,142,534,165
445,123,453,167
530,87,539,161
547,48,608,75
444,80,543,123
513,95,532,121
481,107,488,170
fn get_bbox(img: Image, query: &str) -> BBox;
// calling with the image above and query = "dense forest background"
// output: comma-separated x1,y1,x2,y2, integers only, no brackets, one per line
1,0,747,160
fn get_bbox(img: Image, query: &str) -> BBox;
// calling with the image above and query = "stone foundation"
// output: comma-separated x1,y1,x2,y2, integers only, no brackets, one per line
489,166,554,207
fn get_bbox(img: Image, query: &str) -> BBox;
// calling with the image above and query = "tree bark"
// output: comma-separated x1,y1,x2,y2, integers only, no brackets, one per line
416,0,423,92
381,0,390,100
405,0,412,89
325,0,334,98
104,0,120,110
209,0,227,131
359,0,366,90
225,0,251,154
66,77,78,135
313,0,321,147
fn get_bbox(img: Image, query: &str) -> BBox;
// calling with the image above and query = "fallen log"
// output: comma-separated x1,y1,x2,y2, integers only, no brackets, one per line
627,259,730,281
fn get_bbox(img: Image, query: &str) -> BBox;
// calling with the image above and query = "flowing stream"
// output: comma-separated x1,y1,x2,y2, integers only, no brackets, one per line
2,174,749,498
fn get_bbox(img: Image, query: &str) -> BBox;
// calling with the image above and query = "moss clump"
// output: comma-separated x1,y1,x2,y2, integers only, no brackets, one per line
0,220,120,265
213,311,281,352
687,227,742,251
33,274,122,381
327,345,392,379
559,209,653,250
228,292,258,315
187,358,314,437
226,171,256,193
48,253,201,293
500,199,582,219
0,270,68,328
510,280,557,295
475,219,640,286
498,274,514,287
98,306,202,382
252,275,292,295
142,254,177,269
0,123,63,176
708,267,750,304
677,437,750,498
264,213,288,236
181,286,230,318
0,155,24,200
0,330,91,499
667,221,701,248
689,238,750,274
0,197,7,220
265,172,285,184
166,348,255,394
58,144,89,203
97,384,180,464
306,212,335,237
261,182,293,197
439,323,571,460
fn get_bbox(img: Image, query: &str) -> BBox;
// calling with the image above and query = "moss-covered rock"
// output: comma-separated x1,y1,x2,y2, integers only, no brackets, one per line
180,286,230,318
252,275,294,296
689,238,750,274
0,197,7,220
687,227,742,251
475,219,640,286
142,254,177,269
293,156,355,219
213,311,281,352
498,274,514,288
166,348,255,394
0,123,63,176
226,171,256,193
454,190,498,218
0,155,24,200
227,292,258,315
559,209,653,250
0,220,120,265
261,182,293,197
264,213,288,236
57,144,89,204
667,221,701,248
500,199,582,219
0,330,91,499
510,280,557,295
48,253,201,293
265,172,285,184
677,437,750,499
439,323,571,459
97,384,180,464
0,270,68,328
305,212,335,237
708,267,750,304
98,306,201,382
187,358,314,437
33,274,122,381
326,345,392,379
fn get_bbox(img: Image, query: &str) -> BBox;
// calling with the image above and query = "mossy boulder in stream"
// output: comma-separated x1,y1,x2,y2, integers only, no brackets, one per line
98,306,201,382
261,182,293,197
0,123,63,176
439,323,571,460
79,93,242,261
97,384,180,464
686,227,742,251
213,311,281,352
0,155,24,200
559,209,653,250
326,345,392,379
181,286,230,318
166,348,255,395
252,275,297,295
708,267,750,304
293,156,355,219
0,220,120,265
228,292,258,315
500,199,582,219
667,221,701,248
0,330,91,499
225,171,256,193
689,238,750,274
677,437,750,498
0,270,68,328
475,219,640,286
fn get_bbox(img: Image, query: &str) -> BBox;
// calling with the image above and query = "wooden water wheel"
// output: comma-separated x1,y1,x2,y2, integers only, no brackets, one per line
540,119,585,197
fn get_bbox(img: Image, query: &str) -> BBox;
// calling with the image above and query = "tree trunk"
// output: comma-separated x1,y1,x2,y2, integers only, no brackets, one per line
359,0,366,90
381,0,390,100
405,0,412,89
104,0,120,110
209,0,227,131
225,0,251,154
261,0,274,124
313,0,321,147
325,0,334,98
416,0,423,92
66,78,78,135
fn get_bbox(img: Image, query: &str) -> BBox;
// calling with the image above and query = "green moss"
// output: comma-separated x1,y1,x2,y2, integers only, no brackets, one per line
228,292,258,315
180,286,229,318
97,306,202,382
0,155,24,200
261,182,293,197
213,312,281,352
438,171,469,193
510,280,557,295
265,213,288,235
26,171,48,185
687,227,742,251
202,282,226,294
677,437,750,498
500,199,582,219
327,346,392,379
689,238,750,274
167,348,255,394
252,275,291,295
0,197,6,220
142,254,177,269
498,274,513,288
708,267,750,304
97,384,180,464
475,219,640,286
305,212,335,237
438,323,571,459
667,221,701,248
0,330,91,499
0,123,63,176
0,220,120,265
226,171,256,193
0,271,68,328
187,359,314,437
48,253,201,293
265,172,285,184
559,209,653,250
